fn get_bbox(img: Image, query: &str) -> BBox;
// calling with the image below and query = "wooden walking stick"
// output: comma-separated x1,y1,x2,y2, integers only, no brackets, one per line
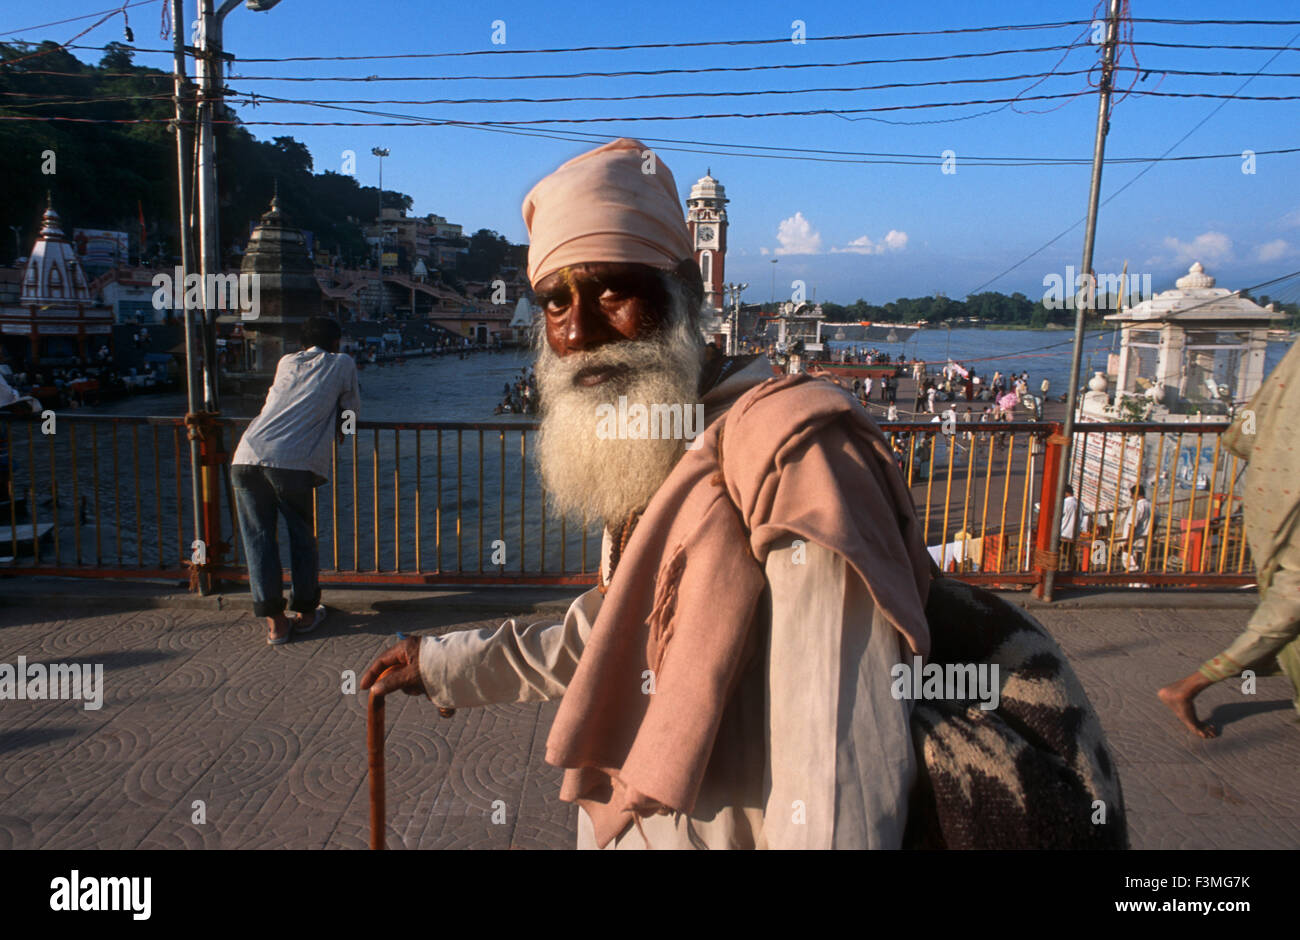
368,663,455,851
368,668,391,850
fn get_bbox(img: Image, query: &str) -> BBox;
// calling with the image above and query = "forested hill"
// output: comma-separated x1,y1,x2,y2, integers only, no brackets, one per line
820,292,1061,328
0,41,410,266
819,287,1298,329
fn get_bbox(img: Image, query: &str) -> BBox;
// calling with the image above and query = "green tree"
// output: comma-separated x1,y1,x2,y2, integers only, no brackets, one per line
99,42,133,71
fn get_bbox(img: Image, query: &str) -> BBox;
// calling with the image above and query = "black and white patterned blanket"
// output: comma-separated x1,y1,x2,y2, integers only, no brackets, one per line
903,576,1128,849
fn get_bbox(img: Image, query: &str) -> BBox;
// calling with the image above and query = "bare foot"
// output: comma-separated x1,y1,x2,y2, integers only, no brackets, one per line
266,613,292,646
1158,678,1217,738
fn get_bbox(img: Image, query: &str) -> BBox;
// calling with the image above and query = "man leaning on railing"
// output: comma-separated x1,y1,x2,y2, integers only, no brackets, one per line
230,316,360,646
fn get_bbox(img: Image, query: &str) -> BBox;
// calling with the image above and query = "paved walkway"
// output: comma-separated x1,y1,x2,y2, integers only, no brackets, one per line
0,589,1296,849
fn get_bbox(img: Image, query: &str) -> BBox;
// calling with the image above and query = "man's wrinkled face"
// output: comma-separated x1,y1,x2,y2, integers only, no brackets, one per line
532,261,703,527
535,262,672,368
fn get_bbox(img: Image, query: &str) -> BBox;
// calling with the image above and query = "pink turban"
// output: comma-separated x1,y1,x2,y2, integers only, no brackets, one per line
522,138,694,287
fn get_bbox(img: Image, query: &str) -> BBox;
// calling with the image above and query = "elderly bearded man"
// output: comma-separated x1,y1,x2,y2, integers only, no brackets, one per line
362,140,938,849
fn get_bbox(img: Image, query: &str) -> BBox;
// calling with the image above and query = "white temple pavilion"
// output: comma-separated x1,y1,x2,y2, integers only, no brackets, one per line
1098,262,1283,418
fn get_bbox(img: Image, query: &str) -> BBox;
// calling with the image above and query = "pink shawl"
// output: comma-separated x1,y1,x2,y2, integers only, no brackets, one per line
544,374,932,847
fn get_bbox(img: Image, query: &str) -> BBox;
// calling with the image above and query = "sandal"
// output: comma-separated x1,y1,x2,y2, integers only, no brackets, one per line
289,604,328,634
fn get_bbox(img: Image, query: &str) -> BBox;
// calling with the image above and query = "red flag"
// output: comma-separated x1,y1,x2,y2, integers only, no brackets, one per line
137,200,147,256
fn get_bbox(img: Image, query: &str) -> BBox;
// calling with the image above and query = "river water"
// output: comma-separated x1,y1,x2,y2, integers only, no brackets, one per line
84,329,1291,422
7,332,1289,576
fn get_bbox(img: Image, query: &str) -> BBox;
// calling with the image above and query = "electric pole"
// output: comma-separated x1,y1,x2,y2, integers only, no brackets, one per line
195,0,284,409
195,0,224,411
191,0,284,592
173,0,205,590
1041,0,1122,602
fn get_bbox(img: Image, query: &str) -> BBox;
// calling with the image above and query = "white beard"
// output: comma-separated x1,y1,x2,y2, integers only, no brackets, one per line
534,281,704,528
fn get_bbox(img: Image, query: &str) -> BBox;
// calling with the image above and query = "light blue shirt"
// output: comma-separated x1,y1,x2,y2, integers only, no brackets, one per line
232,347,360,484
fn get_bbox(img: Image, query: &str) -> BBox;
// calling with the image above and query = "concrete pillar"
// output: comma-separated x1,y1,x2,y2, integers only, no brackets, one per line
1115,325,1133,396
1158,323,1185,407
1239,329,1268,403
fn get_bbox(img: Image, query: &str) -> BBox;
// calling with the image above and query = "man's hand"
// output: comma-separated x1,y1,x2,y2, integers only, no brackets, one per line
360,636,425,697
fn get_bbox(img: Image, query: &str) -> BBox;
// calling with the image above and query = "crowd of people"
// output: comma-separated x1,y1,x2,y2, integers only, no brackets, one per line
807,354,1054,424
0,346,174,410
494,366,538,414
907,361,1051,421
801,356,1070,484
836,345,898,365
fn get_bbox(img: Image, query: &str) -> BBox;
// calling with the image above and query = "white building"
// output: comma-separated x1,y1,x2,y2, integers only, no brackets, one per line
1069,261,1286,531
0,200,112,366
1099,261,1283,419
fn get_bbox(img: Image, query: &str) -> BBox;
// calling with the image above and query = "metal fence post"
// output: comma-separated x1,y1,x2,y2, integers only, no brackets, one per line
1034,423,1067,598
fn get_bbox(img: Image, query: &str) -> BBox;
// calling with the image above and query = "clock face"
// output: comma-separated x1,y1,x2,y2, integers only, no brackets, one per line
698,225,715,243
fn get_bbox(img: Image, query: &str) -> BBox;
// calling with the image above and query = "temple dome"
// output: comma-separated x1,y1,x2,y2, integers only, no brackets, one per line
20,199,91,307
1175,261,1215,290
1106,259,1282,324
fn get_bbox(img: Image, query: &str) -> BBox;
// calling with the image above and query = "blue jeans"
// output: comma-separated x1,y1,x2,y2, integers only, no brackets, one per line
231,464,320,618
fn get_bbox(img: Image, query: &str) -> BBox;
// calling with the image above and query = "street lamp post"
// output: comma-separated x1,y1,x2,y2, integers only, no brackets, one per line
371,147,389,319
770,258,778,306
723,281,748,355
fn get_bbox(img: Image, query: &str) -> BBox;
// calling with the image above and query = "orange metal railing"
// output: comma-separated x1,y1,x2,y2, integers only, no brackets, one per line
0,413,1256,591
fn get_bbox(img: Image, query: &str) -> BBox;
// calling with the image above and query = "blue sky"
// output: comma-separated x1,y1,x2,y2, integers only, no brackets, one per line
10,0,1300,305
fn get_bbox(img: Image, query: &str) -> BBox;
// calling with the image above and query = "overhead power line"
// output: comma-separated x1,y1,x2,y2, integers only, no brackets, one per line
480,126,1300,165
14,92,1291,169
9,83,1300,128
0,0,154,37
0,21,1171,58
8,59,1299,93
195,65,1300,108
228,89,1300,124
6,42,1094,81
965,26,1300,295
0,65,1094,107
20,17,1300,59
16,37,1296,84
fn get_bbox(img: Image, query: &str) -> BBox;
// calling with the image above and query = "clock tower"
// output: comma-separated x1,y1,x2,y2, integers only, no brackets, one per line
686,169,728,312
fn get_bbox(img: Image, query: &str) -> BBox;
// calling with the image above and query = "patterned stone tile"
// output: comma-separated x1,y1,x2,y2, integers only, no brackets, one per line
0,598,1294,850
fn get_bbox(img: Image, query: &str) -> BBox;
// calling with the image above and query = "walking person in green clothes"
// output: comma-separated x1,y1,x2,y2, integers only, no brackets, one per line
1159,339,1300,738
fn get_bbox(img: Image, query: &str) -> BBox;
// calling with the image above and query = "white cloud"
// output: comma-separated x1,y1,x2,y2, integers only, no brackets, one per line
759,246,770,256
1160,231,1233,266
1281,207,1300,229
1255,238,1293,263
833,229,909,255
775,212,823,255
836,236,879,255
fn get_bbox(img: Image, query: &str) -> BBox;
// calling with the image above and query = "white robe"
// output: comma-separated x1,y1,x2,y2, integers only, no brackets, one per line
417,536,916,849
